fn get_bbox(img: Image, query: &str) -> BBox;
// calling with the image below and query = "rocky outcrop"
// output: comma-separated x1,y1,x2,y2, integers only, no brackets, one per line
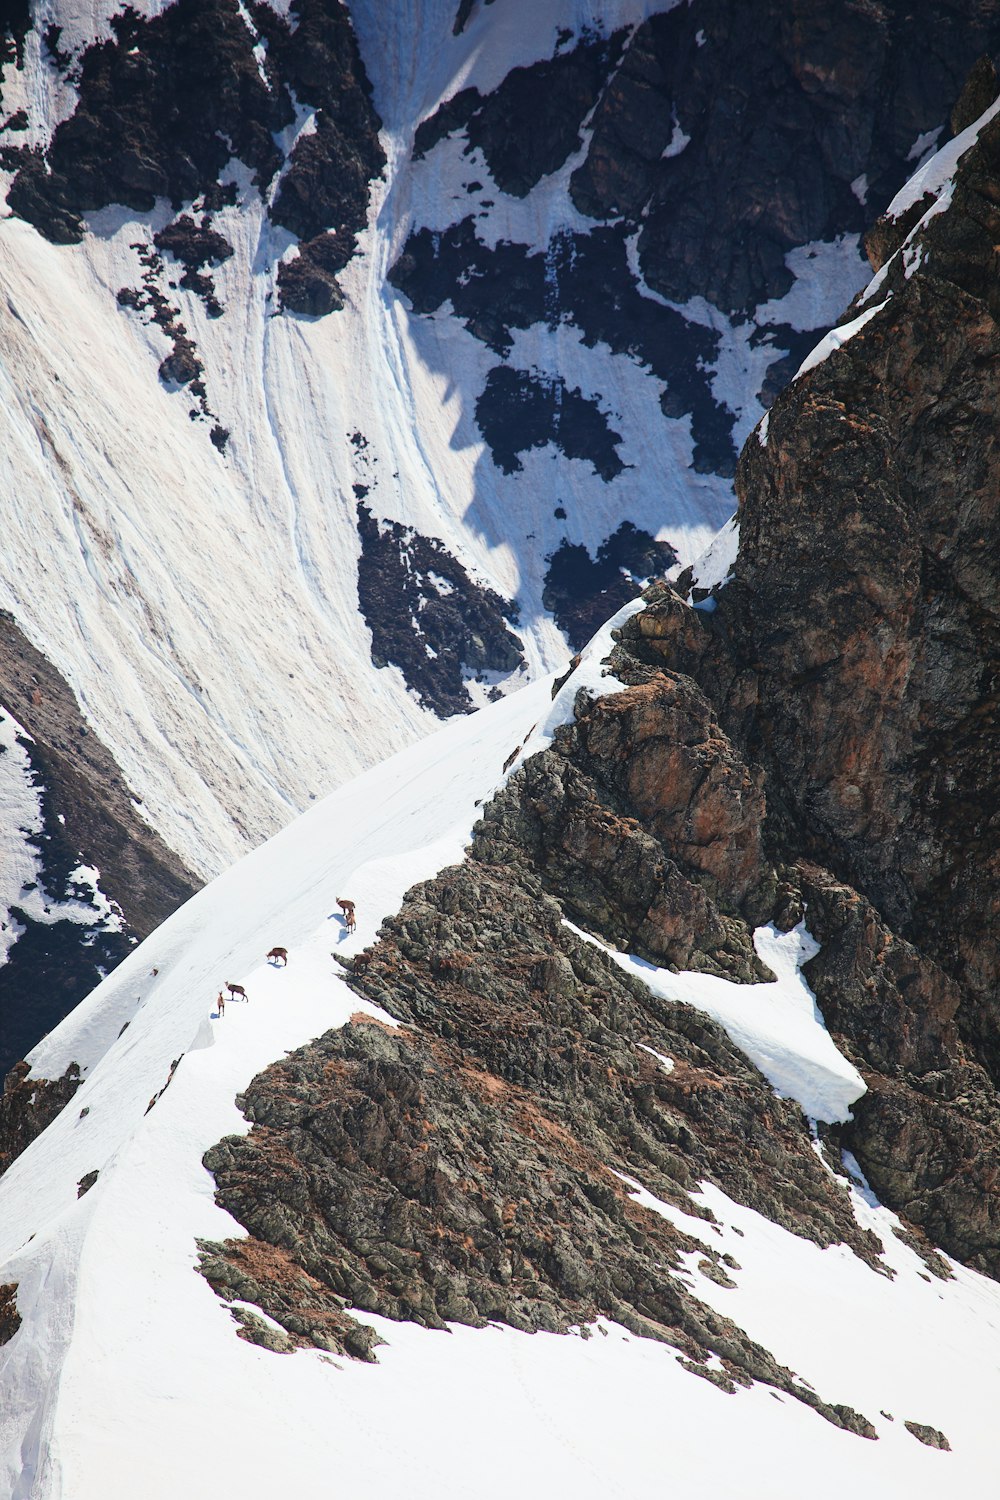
603,77,1000,1276
153,214,233,319
0,0,30,105
0,1282,20,1346
355,502,525,716
202,637,893,1434
389,218,734,475
204,920,878,1433
721,121,1000,1060
905,1420,951,1450
571,2,1000,313
199,62,1000,1376
0,615,197,945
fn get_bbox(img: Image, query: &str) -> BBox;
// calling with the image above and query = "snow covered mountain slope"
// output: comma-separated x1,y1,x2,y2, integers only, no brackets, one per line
2,3,1000,1126
0,636,998,1499
3,29,1000,1500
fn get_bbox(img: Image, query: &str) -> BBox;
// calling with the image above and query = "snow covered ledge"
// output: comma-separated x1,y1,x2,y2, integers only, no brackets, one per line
565,917,866,1125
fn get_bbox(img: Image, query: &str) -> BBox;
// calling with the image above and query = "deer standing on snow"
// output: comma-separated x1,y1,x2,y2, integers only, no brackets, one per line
267,947,288,966
216,990,225,1018
226,982,248,1003
336,898,356,933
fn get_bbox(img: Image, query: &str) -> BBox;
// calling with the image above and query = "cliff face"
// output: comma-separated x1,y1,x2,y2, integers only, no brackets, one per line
623,80,1000,1272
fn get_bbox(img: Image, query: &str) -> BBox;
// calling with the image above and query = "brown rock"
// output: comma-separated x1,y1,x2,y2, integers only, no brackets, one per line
574,676,766,909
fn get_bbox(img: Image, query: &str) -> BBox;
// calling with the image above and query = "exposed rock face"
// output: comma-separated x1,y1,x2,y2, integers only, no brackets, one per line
607,81,1000,1276
722,118,1000,1064
0,1062,80,1176
355,503,525,716
0,614,198,1081
4,0,384,314
389,217,734,475
0,0,30,96
153,214,234,319
204,889,878,1433
203,647,888,1433
568,2,1000,314
0,1282,20,1346
0,615,198,943
905,1419,951,1450
202,61,1000,1375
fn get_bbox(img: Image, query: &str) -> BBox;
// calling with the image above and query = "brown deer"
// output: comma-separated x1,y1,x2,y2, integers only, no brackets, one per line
336,898,356,933
216,990,225,1018
225,982,248,1003
267,947,288,966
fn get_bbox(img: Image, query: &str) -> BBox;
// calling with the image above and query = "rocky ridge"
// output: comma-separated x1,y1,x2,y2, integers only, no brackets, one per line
0,13,996,1391
614,71,1000,1274
196,59,1000,1408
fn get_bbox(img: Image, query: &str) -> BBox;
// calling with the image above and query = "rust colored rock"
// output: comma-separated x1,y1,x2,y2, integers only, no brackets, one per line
575,676,766,908
798,864,961,1078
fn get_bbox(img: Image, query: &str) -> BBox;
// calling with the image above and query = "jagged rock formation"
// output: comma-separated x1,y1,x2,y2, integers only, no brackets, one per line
200,637,894,1420
1,0,999,1086
0,1061,80,1176
0,1282,19,1346
203,899,880,1433
609,78,1000,1273
614,580,1000,1274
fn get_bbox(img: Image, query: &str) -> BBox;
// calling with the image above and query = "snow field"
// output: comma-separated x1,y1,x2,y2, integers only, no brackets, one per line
0,0,874,896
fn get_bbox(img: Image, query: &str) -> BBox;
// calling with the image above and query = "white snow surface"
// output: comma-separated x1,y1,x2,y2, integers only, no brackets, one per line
668,235,869,453
686,513,739,598
850,98,999,324
0,665,999,1496
888,98,1000,223
565,917,866,1124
